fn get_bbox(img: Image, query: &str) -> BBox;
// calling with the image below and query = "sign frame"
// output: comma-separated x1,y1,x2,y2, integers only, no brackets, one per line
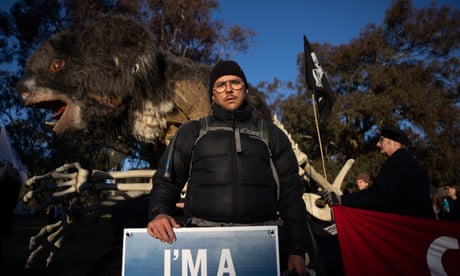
122,225,280,276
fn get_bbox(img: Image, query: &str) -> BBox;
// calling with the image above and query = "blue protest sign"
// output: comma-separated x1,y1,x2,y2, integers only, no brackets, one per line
123,226,280,276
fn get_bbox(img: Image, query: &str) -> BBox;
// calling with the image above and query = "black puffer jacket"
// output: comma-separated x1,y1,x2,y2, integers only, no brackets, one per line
149,100,309,255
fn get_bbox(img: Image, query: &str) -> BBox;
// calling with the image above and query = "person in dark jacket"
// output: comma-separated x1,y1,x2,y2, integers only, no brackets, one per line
147,60,310,275
327,125,436,219
0,163,22,262
439,184,460,221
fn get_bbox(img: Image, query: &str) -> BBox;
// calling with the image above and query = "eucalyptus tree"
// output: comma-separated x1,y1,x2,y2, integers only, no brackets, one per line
281,0,460,188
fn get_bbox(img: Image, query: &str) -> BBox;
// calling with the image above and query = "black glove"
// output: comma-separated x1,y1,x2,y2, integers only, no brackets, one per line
323,191,341,207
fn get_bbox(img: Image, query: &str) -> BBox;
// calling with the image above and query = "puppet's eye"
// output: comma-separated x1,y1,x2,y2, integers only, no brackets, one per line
49,59,65,74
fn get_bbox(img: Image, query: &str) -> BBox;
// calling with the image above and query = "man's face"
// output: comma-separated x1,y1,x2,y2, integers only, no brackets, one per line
377,136,399,157
211,75,246,111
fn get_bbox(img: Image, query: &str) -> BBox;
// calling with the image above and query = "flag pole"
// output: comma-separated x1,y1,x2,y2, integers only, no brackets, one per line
310,92,328,181
304,35,333,182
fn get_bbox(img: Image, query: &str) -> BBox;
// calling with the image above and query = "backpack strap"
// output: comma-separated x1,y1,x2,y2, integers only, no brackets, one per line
258,118,269,144
195,116,233,146
163,132,177,178
199,115,210,132
258,119,280,202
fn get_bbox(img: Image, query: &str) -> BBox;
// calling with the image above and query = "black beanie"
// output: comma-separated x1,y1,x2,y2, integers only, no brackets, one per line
380,125,410,146
209,60,248,95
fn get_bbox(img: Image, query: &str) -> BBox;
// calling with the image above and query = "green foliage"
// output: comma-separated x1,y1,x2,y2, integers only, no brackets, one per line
279,0,460,187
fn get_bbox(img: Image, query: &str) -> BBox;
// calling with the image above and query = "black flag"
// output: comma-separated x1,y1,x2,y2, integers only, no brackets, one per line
303,35,336,119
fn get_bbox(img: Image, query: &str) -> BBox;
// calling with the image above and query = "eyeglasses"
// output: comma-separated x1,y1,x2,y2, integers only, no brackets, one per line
213,79,245,93
378,136,385,143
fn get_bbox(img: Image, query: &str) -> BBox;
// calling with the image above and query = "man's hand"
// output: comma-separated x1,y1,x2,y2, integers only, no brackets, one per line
287,254,306,275
146,214,180,244
323,191,342,207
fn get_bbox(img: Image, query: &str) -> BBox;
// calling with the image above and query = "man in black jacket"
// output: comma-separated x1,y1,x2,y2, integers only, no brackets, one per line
328,125,435,219
147,60,310,275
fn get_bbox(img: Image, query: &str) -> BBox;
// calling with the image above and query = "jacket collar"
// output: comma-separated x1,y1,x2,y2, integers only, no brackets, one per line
212,100,253,122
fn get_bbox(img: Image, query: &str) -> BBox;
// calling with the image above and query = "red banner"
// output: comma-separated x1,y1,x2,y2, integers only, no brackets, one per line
333,206,460,276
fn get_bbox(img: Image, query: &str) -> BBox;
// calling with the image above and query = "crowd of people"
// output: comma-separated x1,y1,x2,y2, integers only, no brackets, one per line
327,125,437,219
3,59,456,275
327,124,460,223
349,171,459,221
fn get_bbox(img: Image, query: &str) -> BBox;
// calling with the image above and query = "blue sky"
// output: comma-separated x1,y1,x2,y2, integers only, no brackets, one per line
214,0,460,92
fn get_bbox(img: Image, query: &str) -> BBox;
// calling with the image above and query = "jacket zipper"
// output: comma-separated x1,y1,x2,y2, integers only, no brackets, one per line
231,115,239,221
